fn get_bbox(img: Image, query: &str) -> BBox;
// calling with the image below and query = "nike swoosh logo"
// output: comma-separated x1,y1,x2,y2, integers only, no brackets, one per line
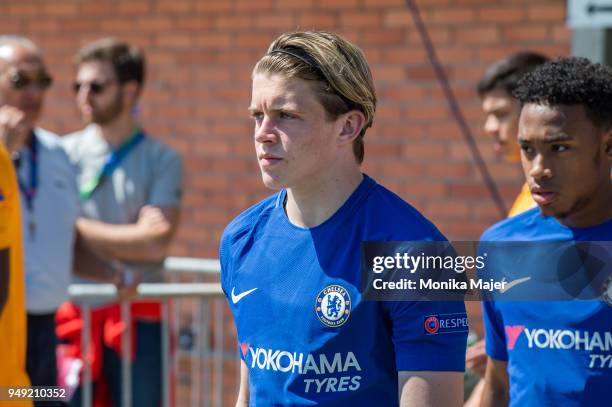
499,277,531,293
231,287,258,304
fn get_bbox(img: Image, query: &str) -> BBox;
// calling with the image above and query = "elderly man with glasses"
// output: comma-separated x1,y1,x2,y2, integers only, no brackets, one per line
0,35,79,404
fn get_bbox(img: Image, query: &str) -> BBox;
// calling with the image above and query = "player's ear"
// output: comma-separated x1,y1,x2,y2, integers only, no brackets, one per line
604,126,612,160
336,110,365,147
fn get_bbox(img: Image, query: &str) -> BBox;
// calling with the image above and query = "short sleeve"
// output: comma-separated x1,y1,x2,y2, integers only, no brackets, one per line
482,300,508,361
219,230,232,297
149,148,183,207
383,299,468,372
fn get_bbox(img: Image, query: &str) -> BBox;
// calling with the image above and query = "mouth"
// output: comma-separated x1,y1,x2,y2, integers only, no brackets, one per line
530,187,558,206
258,154,282,167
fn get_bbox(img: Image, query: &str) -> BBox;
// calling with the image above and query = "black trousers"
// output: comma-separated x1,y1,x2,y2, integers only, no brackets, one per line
26,312,63,407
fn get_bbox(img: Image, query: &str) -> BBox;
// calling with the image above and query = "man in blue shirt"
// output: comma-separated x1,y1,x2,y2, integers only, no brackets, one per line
480,57,612,406
220,31,467,406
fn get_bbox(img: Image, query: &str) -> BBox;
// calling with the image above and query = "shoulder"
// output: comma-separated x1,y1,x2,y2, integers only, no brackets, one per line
364,179,446,241
480,207,542,241
35,128,74,168
221,193,279,249
60,126,94,159
141,134,182,165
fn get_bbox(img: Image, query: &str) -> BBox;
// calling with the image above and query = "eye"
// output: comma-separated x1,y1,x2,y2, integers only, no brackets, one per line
250,111,264,123
279,111,295,119
520,144,535,155
551,144,569,153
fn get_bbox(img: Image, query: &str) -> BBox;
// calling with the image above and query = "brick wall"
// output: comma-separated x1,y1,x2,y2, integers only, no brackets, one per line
3,0,570,257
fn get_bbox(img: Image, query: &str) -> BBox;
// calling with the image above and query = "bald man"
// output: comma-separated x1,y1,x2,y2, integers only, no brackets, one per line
0,36,79,396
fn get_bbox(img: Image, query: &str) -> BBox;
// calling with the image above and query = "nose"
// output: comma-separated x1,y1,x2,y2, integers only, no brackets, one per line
528,153,553,180
254,115,278,144
483,115,499,137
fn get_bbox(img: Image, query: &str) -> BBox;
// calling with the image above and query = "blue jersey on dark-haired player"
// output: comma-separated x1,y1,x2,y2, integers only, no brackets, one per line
220,175,468,406
481,208,612,407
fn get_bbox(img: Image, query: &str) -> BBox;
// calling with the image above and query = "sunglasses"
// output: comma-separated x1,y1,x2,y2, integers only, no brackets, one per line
6,71,53,90
72,80,116,95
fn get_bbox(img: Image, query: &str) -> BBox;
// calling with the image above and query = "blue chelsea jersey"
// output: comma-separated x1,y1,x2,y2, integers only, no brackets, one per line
481,208,612,407
220,175,467,406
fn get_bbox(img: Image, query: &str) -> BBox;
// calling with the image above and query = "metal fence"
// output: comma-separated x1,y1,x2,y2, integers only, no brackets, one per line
67,257,239,407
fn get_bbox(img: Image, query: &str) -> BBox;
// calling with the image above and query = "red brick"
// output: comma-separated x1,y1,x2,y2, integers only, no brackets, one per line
428,8,475,24
528,5,566,22
383,10,413,28
477,6,525,23
24,20,58,33
9,4,40,16
298,12,338,28
275,0,315,10
315,0,359,9
193,34,232,48
42,2,79,16
235,0,275,11
116,2,151,13
503,26,549,42
193,1,232,12
373,65,406,81
402,143,448,159
362,29,406,45
427,162,474,178
156,1,192,13
176,17,214,30
341,12,382,28
216,15,253,30
382,47,427,64
255,14,297,29
408,28,450,45
154,33,193,48
363,0,403,6
455,27,500,44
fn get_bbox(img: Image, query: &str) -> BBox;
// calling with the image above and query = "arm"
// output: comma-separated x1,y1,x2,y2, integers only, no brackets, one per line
479,357,508,407
76,205,180,263
72,232,116,281
398,371,463,407
236,359,250,407
0,248,8,316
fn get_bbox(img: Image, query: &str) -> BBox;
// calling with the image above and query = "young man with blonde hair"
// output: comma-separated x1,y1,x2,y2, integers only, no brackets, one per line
221,31,467,406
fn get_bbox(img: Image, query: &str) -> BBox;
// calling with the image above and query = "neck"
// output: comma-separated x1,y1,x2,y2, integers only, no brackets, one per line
97,112,138,148
285,168,363,228
557,181,612,229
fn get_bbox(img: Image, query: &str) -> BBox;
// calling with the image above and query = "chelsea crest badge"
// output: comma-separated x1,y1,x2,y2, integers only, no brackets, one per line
315,285,352,328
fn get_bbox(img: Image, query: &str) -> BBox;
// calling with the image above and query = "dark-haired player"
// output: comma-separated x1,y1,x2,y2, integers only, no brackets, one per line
480,57,612,407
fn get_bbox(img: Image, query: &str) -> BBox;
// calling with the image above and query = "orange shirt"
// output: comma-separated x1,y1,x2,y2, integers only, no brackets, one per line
0,144,31,407
508,182,536,217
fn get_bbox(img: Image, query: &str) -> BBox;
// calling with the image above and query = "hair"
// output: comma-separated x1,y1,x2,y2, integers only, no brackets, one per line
253,31,377,164
513,57,612,130
477,52,549,97
0,35,41,69
74,37,145,87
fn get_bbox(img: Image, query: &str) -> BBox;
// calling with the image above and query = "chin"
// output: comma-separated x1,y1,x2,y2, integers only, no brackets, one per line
538,202,572,220
260,172,285,191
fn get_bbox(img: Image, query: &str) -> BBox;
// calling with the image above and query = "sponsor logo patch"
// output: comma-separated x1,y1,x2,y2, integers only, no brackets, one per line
423,313,469,335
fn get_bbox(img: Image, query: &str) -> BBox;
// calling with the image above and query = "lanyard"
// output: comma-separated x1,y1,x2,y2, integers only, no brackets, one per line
79,129,145,201
15,132,38,212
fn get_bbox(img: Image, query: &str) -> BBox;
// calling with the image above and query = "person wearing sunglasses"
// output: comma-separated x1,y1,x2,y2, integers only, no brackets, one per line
60,38,183,407
0,35,80,404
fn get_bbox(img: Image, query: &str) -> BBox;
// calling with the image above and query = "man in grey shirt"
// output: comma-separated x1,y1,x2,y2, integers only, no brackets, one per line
62,38,183,406
0,35,79,400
